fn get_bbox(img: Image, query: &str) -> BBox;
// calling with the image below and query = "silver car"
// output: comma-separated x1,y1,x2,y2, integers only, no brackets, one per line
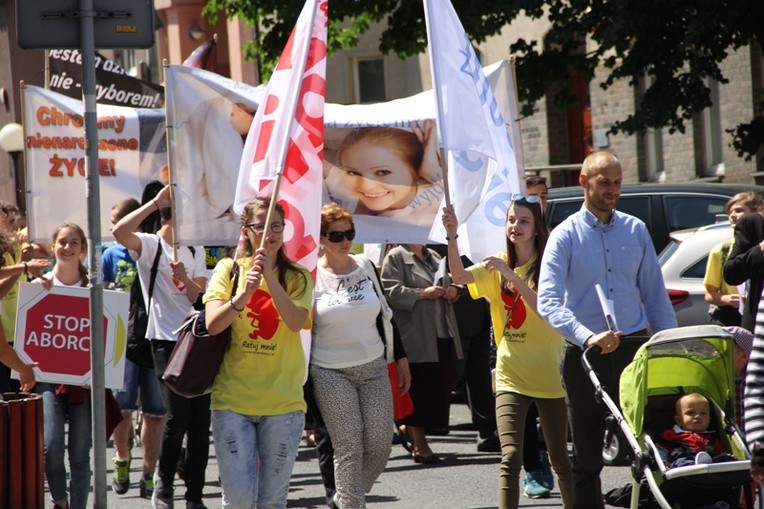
658,221,735,327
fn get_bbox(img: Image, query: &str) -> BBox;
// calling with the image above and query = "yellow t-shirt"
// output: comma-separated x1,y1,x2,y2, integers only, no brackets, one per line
703,237,738,296
1,246,22,343
203,257,313,415
468,253,564,399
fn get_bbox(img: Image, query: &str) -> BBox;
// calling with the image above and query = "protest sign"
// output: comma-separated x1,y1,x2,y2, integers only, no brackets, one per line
48,49,164,108
13,283,128,388
22,85,166,243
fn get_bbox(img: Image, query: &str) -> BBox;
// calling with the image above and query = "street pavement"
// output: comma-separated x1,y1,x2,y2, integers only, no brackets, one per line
98,400,633,508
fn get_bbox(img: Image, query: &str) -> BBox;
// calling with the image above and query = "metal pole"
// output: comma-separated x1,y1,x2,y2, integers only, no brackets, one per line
79,0,107,505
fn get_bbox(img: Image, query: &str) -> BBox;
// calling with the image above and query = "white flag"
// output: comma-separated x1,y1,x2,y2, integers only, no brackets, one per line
164,65,264,245
424,0,523,262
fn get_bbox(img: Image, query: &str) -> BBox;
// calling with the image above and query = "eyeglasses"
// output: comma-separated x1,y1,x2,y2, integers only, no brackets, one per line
324,228,356,243
511,194,541,204
245,222,285,235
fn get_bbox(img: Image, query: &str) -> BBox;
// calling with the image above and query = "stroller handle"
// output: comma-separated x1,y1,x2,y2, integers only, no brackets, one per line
580,335,649,375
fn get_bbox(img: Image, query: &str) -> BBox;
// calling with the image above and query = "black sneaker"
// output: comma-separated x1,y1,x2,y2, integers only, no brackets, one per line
112,457,130,495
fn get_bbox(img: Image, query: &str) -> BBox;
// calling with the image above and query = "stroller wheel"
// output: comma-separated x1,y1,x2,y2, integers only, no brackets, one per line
602,427,631,466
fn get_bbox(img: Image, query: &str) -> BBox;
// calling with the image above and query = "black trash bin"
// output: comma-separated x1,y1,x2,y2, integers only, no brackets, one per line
0,392,44,509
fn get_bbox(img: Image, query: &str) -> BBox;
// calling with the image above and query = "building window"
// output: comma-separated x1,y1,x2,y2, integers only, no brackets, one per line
355,58,386,103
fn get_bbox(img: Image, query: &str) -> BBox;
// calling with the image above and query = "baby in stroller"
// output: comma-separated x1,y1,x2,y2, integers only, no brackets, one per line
658,393,737,468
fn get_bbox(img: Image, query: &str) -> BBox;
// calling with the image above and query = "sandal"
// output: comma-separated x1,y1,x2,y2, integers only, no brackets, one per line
396,424,413,453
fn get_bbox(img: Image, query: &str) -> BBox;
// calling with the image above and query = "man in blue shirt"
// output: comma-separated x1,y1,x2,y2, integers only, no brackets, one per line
537,151,676,508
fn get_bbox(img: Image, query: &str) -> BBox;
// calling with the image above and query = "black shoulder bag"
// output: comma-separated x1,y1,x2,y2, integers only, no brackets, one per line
125,238,163,368
162,261,240,398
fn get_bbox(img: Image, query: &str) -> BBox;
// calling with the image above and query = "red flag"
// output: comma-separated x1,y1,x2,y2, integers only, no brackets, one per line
234,0,327,273
182,36,218,72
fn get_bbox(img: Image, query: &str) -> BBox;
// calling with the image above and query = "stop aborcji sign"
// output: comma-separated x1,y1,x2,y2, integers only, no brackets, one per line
13,282,129,388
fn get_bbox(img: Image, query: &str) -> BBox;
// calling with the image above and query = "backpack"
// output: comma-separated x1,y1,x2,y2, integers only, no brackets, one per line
125,239,163,368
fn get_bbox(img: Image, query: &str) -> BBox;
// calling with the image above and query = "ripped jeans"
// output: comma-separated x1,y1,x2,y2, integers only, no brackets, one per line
212,409,305,509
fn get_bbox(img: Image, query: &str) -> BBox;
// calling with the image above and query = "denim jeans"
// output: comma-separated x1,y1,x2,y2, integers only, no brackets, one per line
212,409,305,509
37,383,92,509
152,340,211,502
114,357,166,416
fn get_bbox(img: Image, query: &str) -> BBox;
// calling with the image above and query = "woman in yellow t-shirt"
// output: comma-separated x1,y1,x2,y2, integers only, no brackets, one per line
204,197,313,508
442,196,572,509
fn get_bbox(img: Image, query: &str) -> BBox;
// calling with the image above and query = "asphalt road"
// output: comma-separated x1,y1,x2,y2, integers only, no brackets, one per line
96,400,634,508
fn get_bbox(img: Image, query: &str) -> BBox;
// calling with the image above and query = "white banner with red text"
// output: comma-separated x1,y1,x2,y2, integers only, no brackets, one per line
22,84,166,243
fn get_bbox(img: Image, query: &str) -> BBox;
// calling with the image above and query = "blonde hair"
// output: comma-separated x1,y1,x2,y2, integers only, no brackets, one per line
726,191,764,214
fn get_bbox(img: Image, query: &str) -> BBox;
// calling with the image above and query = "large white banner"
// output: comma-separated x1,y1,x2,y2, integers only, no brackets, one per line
323,61,515,245
165,65,265,246
22,85,166,243
22,63,516,249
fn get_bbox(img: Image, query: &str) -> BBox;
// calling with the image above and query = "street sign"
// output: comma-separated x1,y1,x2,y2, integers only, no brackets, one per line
16,0,155,49
13,282,128,388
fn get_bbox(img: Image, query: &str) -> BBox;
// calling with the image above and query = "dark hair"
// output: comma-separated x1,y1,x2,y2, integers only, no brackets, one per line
0,201,19,216
239,197,308,297
50,222,89,287
525,175,548,189
141,180,165,234
502,199,548,293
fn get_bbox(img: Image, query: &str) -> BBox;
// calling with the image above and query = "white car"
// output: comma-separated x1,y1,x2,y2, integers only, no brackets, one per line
658,221,735,327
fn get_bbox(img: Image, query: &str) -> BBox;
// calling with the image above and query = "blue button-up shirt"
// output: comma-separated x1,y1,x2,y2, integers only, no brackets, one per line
538,206,677,348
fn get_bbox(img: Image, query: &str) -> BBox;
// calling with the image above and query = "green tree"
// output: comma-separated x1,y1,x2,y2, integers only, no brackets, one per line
204,0,764,162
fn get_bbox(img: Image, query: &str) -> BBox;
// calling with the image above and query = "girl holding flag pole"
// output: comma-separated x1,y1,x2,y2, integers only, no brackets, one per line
442,199,573,509
203,196,313,508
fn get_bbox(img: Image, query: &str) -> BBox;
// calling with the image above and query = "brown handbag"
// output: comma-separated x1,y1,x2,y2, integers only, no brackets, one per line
162,261,239,398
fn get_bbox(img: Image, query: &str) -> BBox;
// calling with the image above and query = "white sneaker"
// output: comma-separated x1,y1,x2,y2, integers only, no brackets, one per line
695,451,713,464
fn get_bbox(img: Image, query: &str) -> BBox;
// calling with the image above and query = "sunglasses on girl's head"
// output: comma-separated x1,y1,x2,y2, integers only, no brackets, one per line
511,194,541,204
324,229,356,243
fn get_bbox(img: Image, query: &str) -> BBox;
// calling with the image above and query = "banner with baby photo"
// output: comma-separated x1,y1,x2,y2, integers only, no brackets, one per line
323,61,516,245
164,65,265,246
22,84,166,243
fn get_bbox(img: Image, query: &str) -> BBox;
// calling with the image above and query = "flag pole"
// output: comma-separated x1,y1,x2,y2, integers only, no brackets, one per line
508,57,527,184
258,0,320,250
423,0,451,209
162,60,180,261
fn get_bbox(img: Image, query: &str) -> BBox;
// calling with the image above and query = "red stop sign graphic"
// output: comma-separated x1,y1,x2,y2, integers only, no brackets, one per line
22,293,108,377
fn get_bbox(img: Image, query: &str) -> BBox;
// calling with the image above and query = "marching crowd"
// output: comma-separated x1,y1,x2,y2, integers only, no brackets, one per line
2,150,764,509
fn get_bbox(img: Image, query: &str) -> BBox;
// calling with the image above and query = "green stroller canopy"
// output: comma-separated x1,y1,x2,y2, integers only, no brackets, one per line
620,325,736,437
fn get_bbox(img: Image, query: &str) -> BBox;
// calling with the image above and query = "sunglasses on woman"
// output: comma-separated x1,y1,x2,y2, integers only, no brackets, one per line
511,194,541,204
324,229,356,243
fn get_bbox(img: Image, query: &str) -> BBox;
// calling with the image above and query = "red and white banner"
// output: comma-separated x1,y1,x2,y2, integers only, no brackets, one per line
13,283,129,388
234,0,327,273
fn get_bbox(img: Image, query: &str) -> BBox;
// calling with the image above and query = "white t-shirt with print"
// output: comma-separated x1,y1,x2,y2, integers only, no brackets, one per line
130,233,207,341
